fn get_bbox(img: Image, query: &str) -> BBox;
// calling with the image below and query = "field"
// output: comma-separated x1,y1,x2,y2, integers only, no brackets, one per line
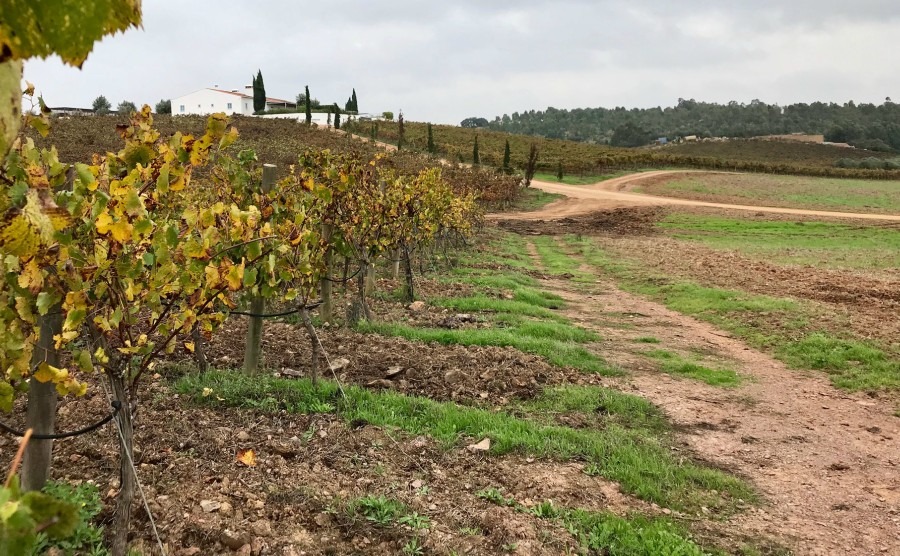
661,139,891,170
6,116,900,555
634,172,900,214
344,119,900,180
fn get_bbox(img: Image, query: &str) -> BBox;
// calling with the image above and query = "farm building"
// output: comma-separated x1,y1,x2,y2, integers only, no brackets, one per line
172,86,294,116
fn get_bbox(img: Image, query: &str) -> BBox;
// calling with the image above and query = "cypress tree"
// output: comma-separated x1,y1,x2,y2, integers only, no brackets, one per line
397,111,405,150
502,139,511,170
472,135,480,165
253,70,266,113
371,123,377,141
557,160,564,181
304,85,312,125
351,88,358,112
333,103,341,129
426,123,436,154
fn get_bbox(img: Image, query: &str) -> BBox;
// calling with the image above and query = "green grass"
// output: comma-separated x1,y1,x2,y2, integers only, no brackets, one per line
533,171,631,186
510,187,564,210
459,231,536,270
446,267,538,289
178,371,753,511
531,236,593,281
564,235,900,392
635,337,661,344
645,350,742,387
659,214,900,270
477,489,709,555
639,173,900,214
30,482,107,556
358,321,610,374
522,385,667,432
430,294,567,321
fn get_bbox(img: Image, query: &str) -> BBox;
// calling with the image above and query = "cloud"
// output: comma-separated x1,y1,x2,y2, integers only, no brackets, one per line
21,0,900,124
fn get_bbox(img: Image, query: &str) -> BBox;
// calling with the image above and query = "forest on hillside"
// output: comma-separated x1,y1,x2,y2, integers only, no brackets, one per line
469,98,900,151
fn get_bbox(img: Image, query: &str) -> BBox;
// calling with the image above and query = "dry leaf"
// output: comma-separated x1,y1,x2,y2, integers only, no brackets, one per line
237,449,257,467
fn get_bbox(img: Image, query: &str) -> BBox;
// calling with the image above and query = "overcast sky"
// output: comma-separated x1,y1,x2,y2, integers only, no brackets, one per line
23,0,900,124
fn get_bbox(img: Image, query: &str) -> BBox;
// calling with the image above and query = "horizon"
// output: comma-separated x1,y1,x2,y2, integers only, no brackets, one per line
23,1,899,126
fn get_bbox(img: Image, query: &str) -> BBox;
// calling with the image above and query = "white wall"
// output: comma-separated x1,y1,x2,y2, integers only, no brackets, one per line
172,89,251,116
257,112,359,127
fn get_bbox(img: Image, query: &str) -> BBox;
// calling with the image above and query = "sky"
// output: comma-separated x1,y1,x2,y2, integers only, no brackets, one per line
23,0,900,125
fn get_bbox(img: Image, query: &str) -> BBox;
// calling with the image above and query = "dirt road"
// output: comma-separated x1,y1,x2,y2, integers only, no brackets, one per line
497,171,900,222
525,239,900,556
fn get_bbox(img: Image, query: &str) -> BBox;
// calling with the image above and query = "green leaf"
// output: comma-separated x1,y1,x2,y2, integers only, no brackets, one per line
19,491,78,539
142,252,155,267
35,291,58,316
242,267,258,288
0,381,13,412
0,0,142,67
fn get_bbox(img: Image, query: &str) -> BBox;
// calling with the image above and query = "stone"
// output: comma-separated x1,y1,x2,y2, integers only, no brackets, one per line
329,358,350,372
408,301,427,312
251,519,273,537
236,431,251,442
221,530,251,550
467,438,491,452
200,500,221,513
444,369,468,384
385,366,404,378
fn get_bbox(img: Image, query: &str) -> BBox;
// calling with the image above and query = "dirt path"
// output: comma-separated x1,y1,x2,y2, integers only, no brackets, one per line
496,171,900,222
524,238,900,556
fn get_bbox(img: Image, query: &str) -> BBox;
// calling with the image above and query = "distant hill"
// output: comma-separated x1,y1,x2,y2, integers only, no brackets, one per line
472,99,900,152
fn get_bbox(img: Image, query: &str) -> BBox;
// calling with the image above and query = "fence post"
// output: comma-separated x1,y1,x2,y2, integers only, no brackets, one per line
243,164,277,374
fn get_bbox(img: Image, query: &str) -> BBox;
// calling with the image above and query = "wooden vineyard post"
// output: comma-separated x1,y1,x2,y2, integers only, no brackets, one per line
243,164,277,374
320,223,334,322
21,165,74,491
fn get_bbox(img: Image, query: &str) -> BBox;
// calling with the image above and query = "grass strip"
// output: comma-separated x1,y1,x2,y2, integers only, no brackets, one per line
177,372,753,512
564,235,900,392
645,350,742,387
357,321,611,374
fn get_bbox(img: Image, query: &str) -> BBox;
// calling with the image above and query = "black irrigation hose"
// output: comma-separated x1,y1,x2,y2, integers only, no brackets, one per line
0,400,122,440
229,301,322,319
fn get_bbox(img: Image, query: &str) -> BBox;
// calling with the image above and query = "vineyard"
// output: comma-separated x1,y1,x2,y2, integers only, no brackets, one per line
345,120,900,181
1,99,540,554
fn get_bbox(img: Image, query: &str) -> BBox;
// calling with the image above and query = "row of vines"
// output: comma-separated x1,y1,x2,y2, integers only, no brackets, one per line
1,99,484,554
348,120,900,181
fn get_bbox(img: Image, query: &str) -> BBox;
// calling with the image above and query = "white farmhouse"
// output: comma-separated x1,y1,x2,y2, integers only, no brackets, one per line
172,86,294,116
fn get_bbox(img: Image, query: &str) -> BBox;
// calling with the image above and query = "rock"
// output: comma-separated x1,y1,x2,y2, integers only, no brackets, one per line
237,545,252,556
219,501,234,516
444,369,468,384
280,368,305,379
251,537,266,555
366,379,394,389
251,519,273,537
410,436,428,449
200,500,221,513
222,530,251,550
411,479,424,490
455,313,476,323
329,358,350,372
385,366,404,378
236,431,251,442
408,301,427,312
467,438,491,452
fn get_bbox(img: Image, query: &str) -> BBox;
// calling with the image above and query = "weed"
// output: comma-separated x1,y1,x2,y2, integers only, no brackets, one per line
476,487,517,507
402,537,425,555
645,350,742,387
350,495,407,526
398,512,431,530
179,372,753,511
31,481,107,556
635,336,661,344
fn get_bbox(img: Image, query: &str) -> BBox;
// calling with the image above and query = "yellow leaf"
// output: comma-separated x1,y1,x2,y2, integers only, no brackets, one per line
33,362,66,384
109,220,133,243
202,387,213,398
95,210,113,234
237,449,257,467
204,263,221,289
184,341,195,353
225,261,245,291
17,259,43,292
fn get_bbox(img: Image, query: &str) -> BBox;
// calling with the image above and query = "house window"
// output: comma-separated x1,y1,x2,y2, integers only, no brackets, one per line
227,102,232,110
179,105,185,113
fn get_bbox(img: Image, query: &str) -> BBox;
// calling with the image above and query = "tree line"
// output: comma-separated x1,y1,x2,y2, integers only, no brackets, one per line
470,98,900,151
